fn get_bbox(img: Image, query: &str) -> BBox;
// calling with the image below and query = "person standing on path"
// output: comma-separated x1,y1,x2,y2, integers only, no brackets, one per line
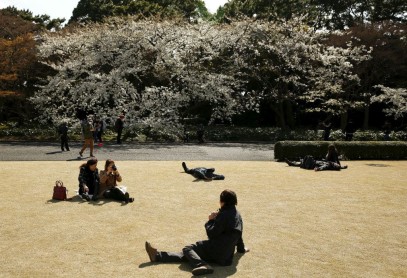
79,118,95,157
115,114,124,144
58,121,70,151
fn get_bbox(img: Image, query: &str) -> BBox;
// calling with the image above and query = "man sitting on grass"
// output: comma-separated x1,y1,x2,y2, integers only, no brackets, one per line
145,189,249,276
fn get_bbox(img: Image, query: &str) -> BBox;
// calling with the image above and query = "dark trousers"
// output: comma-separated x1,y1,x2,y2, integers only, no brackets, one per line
157,243,209,268
188,168,225,180
103,187,129,202
61,135,69,151
117,129,122,144
97,131,103,143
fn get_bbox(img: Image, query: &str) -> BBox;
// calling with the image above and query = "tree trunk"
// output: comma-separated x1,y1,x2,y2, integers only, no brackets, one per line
285,101,295,128
363,105,369,130
270,102,287,129
340,112,348,130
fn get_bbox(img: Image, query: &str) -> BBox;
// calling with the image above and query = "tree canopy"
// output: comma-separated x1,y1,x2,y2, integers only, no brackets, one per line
1,6,65,31
32,18,372,134
222,0,407,30
69,0,206,23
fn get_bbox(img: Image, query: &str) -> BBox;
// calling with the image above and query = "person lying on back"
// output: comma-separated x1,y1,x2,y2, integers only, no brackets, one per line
182,162,225,180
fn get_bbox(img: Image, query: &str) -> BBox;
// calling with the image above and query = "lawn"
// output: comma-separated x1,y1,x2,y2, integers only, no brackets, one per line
0,161,406,277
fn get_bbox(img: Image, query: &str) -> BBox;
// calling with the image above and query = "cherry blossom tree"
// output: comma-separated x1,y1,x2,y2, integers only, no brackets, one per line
31,17,371,136
371,85,407,120
31,19,251,136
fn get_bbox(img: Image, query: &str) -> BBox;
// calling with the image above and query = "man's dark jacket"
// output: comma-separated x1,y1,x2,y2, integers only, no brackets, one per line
197,205,246,266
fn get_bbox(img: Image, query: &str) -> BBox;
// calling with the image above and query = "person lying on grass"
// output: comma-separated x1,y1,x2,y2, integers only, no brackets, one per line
285,144,348,171
182,162,225,180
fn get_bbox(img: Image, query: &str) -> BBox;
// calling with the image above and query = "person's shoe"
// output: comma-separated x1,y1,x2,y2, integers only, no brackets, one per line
124,192,130,203
79,152,83,157
182,162,188,172
61,148,64,151
192,265,214,276
66,148,70,151
81,193,90,201
145,241,157,262
284,158,293,166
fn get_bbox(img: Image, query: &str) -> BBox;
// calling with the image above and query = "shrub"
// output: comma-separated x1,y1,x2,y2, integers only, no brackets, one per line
274,141,407,161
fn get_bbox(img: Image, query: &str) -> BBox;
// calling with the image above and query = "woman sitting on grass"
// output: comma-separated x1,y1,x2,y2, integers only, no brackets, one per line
99,159,134,203
78,158,100,201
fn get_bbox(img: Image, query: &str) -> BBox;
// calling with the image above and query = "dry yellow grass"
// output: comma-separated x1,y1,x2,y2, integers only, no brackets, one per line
0,161,406,278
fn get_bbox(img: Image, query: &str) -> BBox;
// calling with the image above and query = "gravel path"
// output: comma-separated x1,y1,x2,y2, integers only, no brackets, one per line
0,141,274,161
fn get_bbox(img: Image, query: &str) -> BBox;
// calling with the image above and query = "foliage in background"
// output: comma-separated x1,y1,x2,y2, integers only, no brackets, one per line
0,6,65,31
371,85,407,120
274,140,407,160
31,18,371,134
1,121,405,143
69,0,206,23
0,8,58,122
222,0,407,30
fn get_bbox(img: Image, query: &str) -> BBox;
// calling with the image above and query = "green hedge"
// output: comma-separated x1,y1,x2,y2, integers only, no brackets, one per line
274,141,407,161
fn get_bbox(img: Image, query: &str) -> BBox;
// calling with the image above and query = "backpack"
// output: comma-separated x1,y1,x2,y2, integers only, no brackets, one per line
300,155,316,169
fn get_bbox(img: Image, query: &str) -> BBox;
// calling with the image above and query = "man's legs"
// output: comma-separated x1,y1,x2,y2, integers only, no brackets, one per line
62,135,70,151
80,139,93,156
211,174,225,180
285,158,301,167
89,139,94,156
145,242,214,276
117,129,122,144
61,136,65,151
182,162,194,174
79,140,88,156
183,244,214,275
182,244,208,268
157,251,185,263
145,241,185,263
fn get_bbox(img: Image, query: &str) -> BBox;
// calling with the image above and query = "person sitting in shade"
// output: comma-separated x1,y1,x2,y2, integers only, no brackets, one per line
182,162,225,180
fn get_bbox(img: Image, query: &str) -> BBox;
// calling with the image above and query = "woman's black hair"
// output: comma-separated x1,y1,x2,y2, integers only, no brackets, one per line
87,158,98,166
328,144,337,154
79,158,98,169
220,189,237,207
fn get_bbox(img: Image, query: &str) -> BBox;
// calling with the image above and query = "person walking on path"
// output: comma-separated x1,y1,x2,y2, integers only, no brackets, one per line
79,118,95,157
145,189,249,276
115,114,124,144
321,120,332,141
58,121,70,151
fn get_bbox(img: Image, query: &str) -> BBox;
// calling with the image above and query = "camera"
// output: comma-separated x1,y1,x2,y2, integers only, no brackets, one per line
112,165,117,171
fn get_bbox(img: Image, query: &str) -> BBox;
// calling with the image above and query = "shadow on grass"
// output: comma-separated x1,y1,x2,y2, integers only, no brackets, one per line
46,195,131,206
138,252,245,277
